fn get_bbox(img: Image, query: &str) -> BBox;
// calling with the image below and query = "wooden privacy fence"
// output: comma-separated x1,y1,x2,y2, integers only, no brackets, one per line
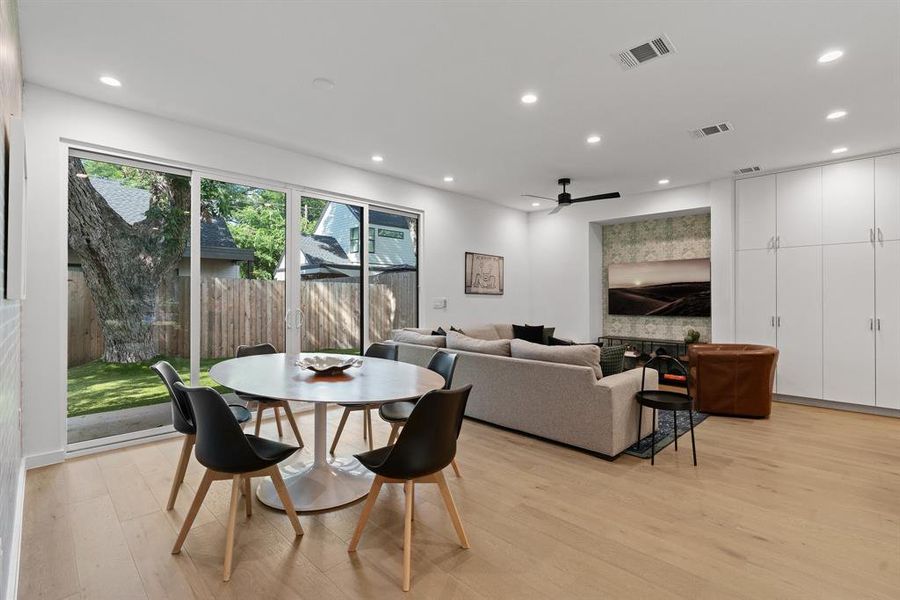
67,270,417,366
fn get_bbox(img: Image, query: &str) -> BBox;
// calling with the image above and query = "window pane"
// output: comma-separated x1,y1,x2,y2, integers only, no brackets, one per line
368,210,418,344
299,197,362,354
199,179,287,383
67,155,190,443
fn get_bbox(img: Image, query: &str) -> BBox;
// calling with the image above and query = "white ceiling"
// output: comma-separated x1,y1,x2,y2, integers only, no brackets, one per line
19,1,900,211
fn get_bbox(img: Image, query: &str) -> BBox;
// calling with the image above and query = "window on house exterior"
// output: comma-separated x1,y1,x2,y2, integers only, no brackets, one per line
368,226,376,253
350,227,360,253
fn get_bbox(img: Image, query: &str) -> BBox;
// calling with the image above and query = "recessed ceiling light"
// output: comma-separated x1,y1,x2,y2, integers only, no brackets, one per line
831,147,848,154
826,110,847,120
443,175,454,183
520,93,538,104
818,49,843,63
371,155,384,162
586,134,601,144
99,75,121,87
658,179,670,185
531,202,541,207
312,77,335,90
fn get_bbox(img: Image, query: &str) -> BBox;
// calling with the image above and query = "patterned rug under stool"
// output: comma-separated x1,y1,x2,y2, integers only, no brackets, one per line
624,410,709,459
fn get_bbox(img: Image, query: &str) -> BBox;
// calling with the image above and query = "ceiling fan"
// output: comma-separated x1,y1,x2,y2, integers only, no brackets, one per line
522,178,620,214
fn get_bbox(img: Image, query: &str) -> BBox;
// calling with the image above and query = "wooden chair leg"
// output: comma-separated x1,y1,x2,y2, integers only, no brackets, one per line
366,408,374,451
254,405,264,436
434,470,469,548
166,434,194,510
348,476,384,552
387,422,401,446
402,479,414,592
410,481,415,522
172,469,214,554
273,406,284,437
223,475,242,581
330,408,351,455
450,458,462,478
243,476,252,517
269,467,303,537
281,402,304,447
362,407,368,441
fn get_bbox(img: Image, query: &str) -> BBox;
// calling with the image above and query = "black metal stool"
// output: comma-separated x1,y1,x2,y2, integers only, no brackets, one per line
636,355,697,466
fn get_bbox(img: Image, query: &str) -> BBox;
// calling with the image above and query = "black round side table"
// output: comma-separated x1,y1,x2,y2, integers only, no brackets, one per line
636,355,697,466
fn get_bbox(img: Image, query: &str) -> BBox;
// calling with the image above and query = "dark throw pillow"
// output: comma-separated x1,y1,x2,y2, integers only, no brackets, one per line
599,345,627,376
513,324,545,344
450,325,465,334
548,336,575,346
541,327,556,345
431,327,447,336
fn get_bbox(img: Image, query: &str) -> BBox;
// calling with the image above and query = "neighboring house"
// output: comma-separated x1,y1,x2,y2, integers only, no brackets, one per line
274,202,417,280
67,177,255,278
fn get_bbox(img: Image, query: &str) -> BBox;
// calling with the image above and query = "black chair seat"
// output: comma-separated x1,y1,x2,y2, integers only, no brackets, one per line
229,404,253,423
355,445,393,471
245,434,299,466
379,401,415,422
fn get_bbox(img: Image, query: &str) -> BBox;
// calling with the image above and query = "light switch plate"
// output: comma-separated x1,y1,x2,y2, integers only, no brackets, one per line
433,297,447,309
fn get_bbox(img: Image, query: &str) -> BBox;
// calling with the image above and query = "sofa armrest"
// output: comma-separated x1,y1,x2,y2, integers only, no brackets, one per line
594,368,657,455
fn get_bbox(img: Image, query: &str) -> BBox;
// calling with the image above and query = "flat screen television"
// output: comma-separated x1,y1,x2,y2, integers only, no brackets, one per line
608,258,710,317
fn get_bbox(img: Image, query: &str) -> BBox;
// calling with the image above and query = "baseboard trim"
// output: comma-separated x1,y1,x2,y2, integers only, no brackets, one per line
775,395,900,418
6,460,26,600
24,449,66,470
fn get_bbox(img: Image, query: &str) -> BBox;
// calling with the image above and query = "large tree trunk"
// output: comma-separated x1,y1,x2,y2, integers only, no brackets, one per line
68,158,191,363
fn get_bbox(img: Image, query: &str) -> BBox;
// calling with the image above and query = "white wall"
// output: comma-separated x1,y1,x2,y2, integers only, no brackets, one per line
22,84,531,464
528,180,734,342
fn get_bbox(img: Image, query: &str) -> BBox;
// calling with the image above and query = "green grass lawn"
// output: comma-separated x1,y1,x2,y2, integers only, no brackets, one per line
67,349,360,417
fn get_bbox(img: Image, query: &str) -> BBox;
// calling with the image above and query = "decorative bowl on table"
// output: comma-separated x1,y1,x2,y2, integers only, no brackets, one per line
295,355,364,376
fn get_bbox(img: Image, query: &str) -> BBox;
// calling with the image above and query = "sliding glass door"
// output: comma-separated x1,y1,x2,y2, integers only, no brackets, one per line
66,149,419,448
67,152,192,444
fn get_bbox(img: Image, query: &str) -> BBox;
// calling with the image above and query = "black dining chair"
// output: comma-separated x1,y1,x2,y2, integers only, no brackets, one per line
150,361,252,510
330,342,399,455
171,383,303,582
379,350,463,476
233,343,304,447
349,385,472,592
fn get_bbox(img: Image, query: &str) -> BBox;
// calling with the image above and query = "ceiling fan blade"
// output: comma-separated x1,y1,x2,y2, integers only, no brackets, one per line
571,192,621,202
549,203,567,215
521,194,557,201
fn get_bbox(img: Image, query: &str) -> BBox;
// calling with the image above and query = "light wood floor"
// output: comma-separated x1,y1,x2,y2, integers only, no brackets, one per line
18,401,900,599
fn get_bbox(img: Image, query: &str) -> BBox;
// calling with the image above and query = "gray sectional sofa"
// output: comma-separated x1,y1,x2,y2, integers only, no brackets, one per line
391,324,656,458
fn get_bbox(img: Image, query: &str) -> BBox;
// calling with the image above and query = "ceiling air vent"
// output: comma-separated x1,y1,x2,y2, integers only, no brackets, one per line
614,34,676,70
689,122,734,138
735,166,762,175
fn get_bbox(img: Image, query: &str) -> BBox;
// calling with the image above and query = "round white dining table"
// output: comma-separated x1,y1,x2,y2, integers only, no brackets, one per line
209,352,445,512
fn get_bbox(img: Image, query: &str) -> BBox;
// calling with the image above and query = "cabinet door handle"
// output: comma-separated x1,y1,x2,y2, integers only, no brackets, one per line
776,316,781,327
284,309,293,330
771,316,775,327
877,227,884,243
870,228,875,243
877,318,881,331
870,318,874,331
775,236,780,249
295,308,303,329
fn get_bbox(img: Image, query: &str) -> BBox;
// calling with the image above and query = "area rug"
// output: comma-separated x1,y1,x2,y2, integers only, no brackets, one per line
624,410,709,459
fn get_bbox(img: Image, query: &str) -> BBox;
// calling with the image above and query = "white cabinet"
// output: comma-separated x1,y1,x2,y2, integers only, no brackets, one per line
876,240,900,409
775,246,822,399
736,175,776,251
875,154,900,242
823,159,874,245
823,243,875,406
735,249,776,346
776,167,821,247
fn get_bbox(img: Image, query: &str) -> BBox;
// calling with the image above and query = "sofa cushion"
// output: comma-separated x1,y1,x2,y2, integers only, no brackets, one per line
513,324,545,344
492,323,515,339
510,338,603,378
461,325,501,341
599,345,627,376
393,330,447,347
446,331,510,356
